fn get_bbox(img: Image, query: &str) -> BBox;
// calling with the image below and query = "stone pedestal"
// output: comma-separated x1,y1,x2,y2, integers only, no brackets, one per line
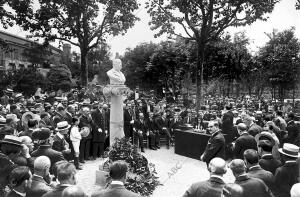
103,85,130,145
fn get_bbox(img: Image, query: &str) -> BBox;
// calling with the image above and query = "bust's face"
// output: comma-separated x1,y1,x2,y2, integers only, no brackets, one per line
113,59,122,71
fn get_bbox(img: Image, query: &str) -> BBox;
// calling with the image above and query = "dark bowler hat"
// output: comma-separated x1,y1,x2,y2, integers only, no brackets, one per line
33,128,51,141
279,143,300,158
0,135,23,147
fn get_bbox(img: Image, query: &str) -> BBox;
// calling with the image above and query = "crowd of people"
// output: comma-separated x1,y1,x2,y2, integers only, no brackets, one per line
0,85,300,197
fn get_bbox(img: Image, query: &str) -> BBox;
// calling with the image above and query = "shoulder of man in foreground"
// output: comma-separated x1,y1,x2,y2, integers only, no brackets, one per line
91,187,141,197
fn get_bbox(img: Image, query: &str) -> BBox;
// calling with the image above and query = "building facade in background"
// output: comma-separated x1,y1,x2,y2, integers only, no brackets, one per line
0,31,71,72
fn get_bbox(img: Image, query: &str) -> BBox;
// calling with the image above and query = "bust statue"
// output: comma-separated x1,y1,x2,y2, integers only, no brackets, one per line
107,58,126,85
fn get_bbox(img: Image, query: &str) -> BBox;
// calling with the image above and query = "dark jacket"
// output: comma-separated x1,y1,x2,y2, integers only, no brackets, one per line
0,152,17,194
259,154,281,175
52,134,68,152
133,119,147,134
248,123,262,137
79,114,93,140
27,175,53,197
42,184,69,197
91,184,140,197
274,161,299,197
247,165,274,191
91,109,106,142
182,176,225,197
202,131,226,164
234,132,257,159
31,145,65,174
285,120,300,146
123,109,133,138
234,174,274,197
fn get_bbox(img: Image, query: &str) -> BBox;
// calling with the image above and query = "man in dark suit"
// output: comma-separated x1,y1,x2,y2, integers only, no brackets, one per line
200,121,225,165
222,105,234,134
155,112,172,149
42,162,77,197
146,112,160,149
53,106,66,127
52,121,72,161
123,103,134,139
91,104,106,159
258,140,281,175
0,135,21,196
91,161,140,197
244,115,262,137
244,149,274,190
229,159,274,197
133,113,156,152
233,123,257,159
273,143,300,197
5,166,33,197
79,107,93,163
27,156,53,197
31,128,65,174
284,112,300,145
183,158,226,197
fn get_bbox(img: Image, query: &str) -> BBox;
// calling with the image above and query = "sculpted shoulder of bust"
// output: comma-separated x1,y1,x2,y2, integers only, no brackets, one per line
107,59,126,85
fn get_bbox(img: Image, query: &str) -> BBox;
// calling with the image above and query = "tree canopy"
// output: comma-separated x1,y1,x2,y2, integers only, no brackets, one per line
18,0,140,86
146,0,280,114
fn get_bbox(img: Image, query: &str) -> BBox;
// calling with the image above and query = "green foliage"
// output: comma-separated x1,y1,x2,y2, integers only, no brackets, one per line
14,69,48,96
146,0,280,111
108,138,161,197
22,43,53,67
47,64,74,91
258,27,300,100
18,0,140,86
87,43,112,84
122,42,159,90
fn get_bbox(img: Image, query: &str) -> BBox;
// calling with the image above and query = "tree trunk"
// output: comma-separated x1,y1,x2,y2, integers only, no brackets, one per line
80,50,88,86
196,40,205,119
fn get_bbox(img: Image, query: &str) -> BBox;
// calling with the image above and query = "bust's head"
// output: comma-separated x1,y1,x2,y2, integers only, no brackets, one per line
112,59,122,71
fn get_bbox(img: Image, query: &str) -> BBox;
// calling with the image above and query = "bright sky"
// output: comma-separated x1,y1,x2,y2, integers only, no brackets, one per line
1,0,299,57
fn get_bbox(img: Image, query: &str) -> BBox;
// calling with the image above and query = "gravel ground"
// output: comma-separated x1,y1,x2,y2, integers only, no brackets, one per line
76,146,235,197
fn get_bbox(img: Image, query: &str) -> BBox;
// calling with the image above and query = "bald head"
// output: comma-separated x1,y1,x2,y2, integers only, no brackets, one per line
208,157,227,175
62,186,88,197
291,183,300,197
34,156,51,176
237,123,247,134
229,159,246,177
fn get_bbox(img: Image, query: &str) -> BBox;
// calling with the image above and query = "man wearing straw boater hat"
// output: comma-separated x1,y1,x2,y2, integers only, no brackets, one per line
273,143,300,197
52,121,72,161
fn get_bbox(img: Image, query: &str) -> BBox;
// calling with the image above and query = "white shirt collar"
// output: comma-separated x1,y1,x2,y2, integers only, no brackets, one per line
111,181,124,185
13,189,26,197
33,174,44,179
286,160,297,164
249,165,260,170
56,132,64,139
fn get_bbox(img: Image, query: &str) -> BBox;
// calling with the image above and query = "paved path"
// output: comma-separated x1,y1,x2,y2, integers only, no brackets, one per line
77,147,235,196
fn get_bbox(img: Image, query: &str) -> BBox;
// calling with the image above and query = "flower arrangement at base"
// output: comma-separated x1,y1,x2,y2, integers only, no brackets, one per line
101,137,161,197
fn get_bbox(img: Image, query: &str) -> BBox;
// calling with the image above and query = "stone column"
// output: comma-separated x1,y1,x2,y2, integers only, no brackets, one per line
103,85,129,145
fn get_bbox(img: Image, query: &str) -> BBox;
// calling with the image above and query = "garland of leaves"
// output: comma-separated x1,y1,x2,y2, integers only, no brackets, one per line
104,138,161,197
